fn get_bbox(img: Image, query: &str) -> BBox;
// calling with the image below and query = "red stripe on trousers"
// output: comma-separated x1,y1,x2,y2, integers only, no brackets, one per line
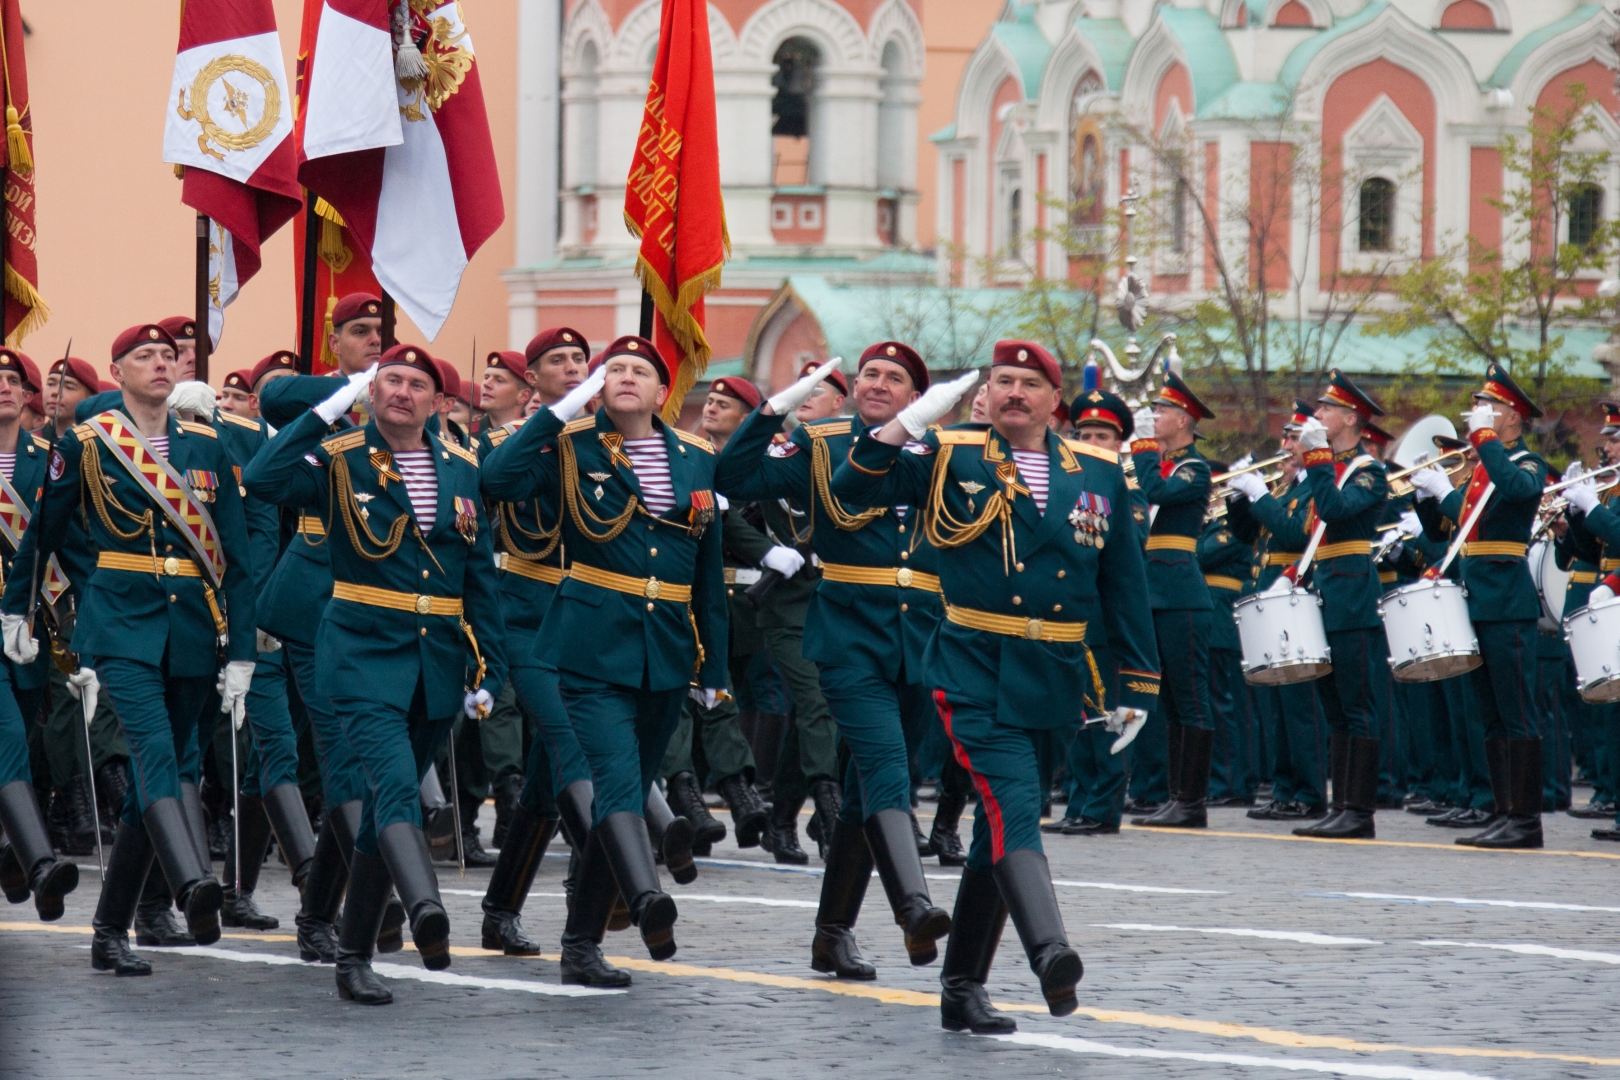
934,689,1006,863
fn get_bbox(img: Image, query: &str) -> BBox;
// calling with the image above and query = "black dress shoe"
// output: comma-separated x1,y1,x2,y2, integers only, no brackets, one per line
1405,798,1442,815
560,933,632,987
481,909,540,955
1275,802,1328,820
1568,801,1617,820
1122,799,1162,815
940,979,1017,1034
1063,817,1119,836
1429,807,1493,828
1042,816,1082,834
1246,800,1285,820
1207,794,1255,808
295,914,340,963
221,888,280,930
811,925,877,980
335,952,393,1005
1590,826,1620,841
135,901,195,947
91,929,153,976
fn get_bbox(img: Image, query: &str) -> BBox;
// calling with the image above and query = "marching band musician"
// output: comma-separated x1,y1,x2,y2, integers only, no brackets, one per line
1407,364,1548,850
1197,477,1258,808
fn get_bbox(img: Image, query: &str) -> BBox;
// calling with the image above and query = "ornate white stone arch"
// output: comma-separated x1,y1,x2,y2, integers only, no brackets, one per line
1036,26,1116,131
953,36,1025,140
1288,5,1480,125
1428,0,1509,32
867,0,925,76
561,0,613,77
1501,7,1619,113
737,0,870,74
608,0,664,68
1263,0,1330,30
1217,0,1252,30
1118,16,1190,128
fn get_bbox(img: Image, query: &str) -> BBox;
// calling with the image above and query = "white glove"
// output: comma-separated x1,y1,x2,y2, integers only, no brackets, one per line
1567,478,1600,515
1230,453,1254,471
1108,708,1149,754
463,688,493,719
1565,460,1586,483
1592,584,1616,605
220,660,254,725
1132,407,1156,441
1,612,37,666
167,380,219,420
766,357,842,416
689,687,726,711
1398,510,1422,537
1409,466,1451,502
548,362,608,422
1297,416,1328,451
314,362,378,424
895,369,980,440
256,629,282,653
66,666,98,702
1227,470,1268,502
1466,402,1498,435
760,545,805,578
715,493,730,512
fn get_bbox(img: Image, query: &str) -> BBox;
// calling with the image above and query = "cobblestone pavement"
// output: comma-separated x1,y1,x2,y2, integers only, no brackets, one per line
3,801,1619,1079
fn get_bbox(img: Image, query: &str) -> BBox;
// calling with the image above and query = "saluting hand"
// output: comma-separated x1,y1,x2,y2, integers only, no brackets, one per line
549,363,609,422
765,357,842,416
314,362,379,424
895,369,980,440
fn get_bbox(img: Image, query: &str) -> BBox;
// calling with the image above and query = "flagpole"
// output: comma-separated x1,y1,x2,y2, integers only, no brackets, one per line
639,289,653,339
194,212,212,382
298,197,318,374
380,289,397,349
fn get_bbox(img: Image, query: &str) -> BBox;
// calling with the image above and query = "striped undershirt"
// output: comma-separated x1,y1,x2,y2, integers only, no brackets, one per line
1011,449,1050,513
0,452,15,483
148,436,170,458
394,448,438,531
623,436,675,515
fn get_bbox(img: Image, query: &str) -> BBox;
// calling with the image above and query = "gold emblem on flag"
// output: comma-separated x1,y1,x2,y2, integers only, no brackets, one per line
176,55,282,161
399,4,473,122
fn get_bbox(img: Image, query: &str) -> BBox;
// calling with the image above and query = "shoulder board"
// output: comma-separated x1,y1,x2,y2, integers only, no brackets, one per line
321,429,367,455
936,429,988,446
72,423,95,441
675,429,715,453
216,411,259,431
441,440,479,467
1063,439,1117,464
803,419,852,438
1507,449,1532,462
486,427,510,447
561,417,596,435
179,421,217,438
30,434,49,450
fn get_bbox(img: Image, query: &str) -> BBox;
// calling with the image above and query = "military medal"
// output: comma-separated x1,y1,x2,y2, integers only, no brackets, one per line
689,489,716,536
453,496,479,544
593,485,604,500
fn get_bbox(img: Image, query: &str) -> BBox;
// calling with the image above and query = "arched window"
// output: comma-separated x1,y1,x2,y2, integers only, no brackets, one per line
1569,183,1603,248
572,41,599,188
877,42,907,191
772,38,820,187
1007,187,1022,252
1358,177,1395,252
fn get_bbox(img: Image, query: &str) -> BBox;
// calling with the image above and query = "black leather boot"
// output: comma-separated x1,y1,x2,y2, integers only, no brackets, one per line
929,789,968,867
1296,731,1351,835
1299,737,1378,839
939,865,1015,1034
560,830,633,987
134,867,193,946
179,782,215,868
910,809,935,856
762,794,809,865
296,811,348,962
91,821,154,976
491,772,524,850
323,800,403,953
1462,739,1544,849
717,773,767,849
644,782,697,884
993,848,1081,1016
1139,726,1212,829
96,761,129,839
263,783,317,887
377,821,451,970
145,796,223,946
751,713,788,789
481,805,559,954
666,771,726,848
596,811,677,960
808,779,841,860
1455,738,1514,844
0,837,27,903
1132,720,1183,825
64,773,98,856
335,850,394,1004
457,788,499,868
222,794,279,930
0,780,79,921
811,817,875,979
863,808,951,966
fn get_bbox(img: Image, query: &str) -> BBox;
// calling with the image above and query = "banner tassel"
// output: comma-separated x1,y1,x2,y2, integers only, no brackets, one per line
4,106,29,175
320,295,340,371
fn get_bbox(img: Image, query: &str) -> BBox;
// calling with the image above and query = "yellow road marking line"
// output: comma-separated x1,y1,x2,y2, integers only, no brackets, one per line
1116,825,1620,860
8,922,1618,1068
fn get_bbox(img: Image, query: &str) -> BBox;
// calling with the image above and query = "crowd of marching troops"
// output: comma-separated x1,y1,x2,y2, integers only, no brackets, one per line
0,292,1614,1034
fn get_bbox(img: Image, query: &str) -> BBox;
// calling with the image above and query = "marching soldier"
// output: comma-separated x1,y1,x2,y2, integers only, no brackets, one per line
832,340,1159,1034
2,324,259,975
218,371,255,418
715,344,952,981
1408,364,1547,849
158,317,198,382
1198,489,1256,806
245,345,508,1003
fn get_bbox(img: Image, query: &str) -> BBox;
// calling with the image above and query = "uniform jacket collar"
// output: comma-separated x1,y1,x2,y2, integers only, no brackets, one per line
360,419,455,540
591,407,691,519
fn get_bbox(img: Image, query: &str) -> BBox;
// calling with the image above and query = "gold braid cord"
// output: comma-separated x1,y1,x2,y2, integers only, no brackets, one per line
560,435,638,542
497,500,560,562
923,446,1024,574
330,452,409,561
81,446,154,542
811,437,884,532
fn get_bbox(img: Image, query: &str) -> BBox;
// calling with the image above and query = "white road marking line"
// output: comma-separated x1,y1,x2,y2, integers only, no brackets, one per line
1055,879,1225,895
440,889,817,909
1418,940,1620,965
1321,891,1620,914
994,1032,1500,1080
147,944,623,996
1093,923,1381,946
692,855,826,876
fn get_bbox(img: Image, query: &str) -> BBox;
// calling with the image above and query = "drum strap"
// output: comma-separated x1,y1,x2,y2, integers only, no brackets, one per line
1429,480,1496,580
1294,455,1374,580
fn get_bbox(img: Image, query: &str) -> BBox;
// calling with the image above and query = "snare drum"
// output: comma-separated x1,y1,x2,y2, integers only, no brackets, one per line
1563,597,1620,703
1530,540,1571,632
1233,588,1332,686
1377,578,1481,683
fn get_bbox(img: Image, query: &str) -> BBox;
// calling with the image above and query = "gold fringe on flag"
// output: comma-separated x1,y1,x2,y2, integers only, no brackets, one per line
628,213,731,423
4,263,48,347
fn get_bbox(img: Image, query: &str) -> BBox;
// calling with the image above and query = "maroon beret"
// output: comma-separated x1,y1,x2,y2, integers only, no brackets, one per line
250,350,299,388
799,359,847,396
0,348,30,388
525,327,589,366
586,351,605,374
600,335,669,386
858,341,929,393
13,352,40,393
486,351,528,379
111,324,178,362
158,316,197,342
992,339,1061,388
432,358,464,401
223,369,253,393
52,356,100,392
378,343,442,392
710,377,761,410
99,380,118,393
332,293,384,328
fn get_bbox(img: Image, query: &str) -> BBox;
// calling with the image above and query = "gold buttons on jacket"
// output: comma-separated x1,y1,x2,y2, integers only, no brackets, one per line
1015,562,1025,572
1012,596,1022,606
650,548,658,557
899,551,909,561
1056,570,1066,579
422,569,430,579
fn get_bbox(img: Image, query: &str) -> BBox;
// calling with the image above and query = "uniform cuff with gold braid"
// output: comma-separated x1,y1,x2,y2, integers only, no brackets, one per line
843,447,892,476
1130,439,1159,454
1302,447,1334,467
1468,428,1498,449
1117,667,1161,711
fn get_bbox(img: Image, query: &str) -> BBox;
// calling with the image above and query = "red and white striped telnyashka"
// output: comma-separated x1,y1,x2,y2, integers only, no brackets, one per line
623,436,676,515
1011,448,1050,514
393,448,438,531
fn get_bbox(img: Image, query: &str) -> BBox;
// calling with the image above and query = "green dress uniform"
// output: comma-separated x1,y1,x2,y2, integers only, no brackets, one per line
1564,485,1620,830
1198,519,1255,804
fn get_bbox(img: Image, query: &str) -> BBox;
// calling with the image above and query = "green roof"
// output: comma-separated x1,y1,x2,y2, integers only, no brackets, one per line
1277,1,1387,92
928,123,957,143
777,275,1025,370
1488,4,1603,90
993,4,1054,100
1070,17,1134,92
1156,7,1239,111
1196,80,1292,121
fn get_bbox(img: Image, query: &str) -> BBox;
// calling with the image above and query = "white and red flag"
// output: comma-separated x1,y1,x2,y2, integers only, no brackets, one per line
163,0,301,347
297,0,503,340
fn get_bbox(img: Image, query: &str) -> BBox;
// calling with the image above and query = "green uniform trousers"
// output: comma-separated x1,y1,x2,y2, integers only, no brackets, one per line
333,677,456,857
42,662,127,788
95,654,213,827
559,672,685,825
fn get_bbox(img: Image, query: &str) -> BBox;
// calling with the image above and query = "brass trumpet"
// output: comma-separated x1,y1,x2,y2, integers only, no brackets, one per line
1386,448,1470,497
1210,454,1288,486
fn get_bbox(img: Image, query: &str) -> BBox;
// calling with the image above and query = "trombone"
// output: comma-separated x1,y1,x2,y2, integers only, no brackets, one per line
1386,447,1470,497
1208,453,1289,504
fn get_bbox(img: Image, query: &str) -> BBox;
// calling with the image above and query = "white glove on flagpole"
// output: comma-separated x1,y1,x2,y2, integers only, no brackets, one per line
220,660,255,726
1132,407,1156,441
1297,416,1329,452
463,688,493,719
314,362,378,424
1227,471,1268,502
1108,708,1149,754
1567,478,1600,515
895,370,980,440
1,612,37,666
760,546,805,578
766,358,842,416
167,380,219,420
548,363,609,422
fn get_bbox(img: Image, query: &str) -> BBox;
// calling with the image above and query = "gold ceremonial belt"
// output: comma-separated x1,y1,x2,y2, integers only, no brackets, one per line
1571,571,1599,584
1265,552,1303,566
946,604,1087,642
98,551,202,578
821,562,942,592
1463,542,1527,558
1379,571,1397,584
497,553,564,585
569,562,692,603
1204,575,1243,591
1144,535,1197,552
1602,558,1620,572
1314,541,1372,560
297,516,326,538
330,580,464,616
